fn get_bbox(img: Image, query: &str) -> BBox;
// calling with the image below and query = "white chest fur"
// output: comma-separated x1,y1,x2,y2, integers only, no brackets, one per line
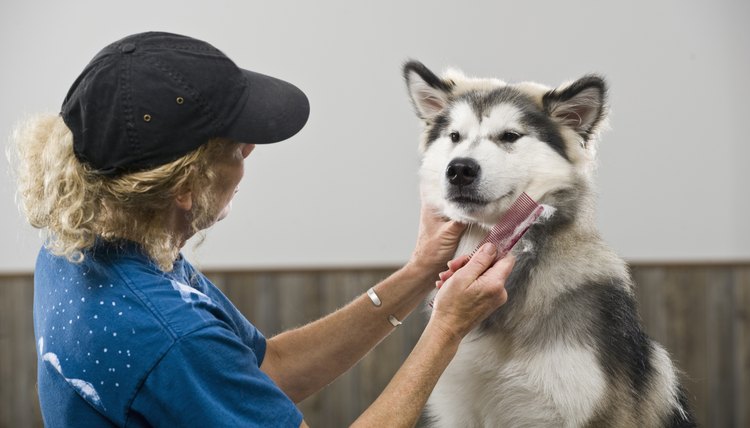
427,331,606,428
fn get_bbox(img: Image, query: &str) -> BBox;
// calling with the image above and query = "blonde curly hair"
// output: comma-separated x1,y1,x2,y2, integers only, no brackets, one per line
9,114,234,271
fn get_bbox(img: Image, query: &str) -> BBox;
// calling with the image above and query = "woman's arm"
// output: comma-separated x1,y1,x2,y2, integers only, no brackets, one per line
262,264,432,403
261,204,466,403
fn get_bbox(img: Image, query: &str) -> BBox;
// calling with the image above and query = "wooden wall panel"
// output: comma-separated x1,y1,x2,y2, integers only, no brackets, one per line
0,276,41,428
1,264,748,427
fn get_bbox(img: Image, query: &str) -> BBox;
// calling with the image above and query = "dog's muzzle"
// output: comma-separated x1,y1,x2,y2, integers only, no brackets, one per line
446,157,480,187
446,158,488,207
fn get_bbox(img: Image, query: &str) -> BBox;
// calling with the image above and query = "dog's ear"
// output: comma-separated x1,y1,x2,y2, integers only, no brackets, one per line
543,75,607,141
403,60,454,121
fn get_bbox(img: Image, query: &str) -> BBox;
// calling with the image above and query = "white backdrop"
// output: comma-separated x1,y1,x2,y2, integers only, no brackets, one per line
1,0,748,272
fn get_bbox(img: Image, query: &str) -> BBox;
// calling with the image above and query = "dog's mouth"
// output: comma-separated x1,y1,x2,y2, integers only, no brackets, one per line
448,195,490,207
445,189,517,225
448,189,514,207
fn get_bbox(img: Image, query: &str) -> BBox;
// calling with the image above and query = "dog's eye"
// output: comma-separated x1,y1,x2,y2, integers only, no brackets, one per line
500,131,523,143
449,131,461,143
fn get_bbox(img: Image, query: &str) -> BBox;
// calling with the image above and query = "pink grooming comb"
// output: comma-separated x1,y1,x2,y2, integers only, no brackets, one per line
470,192,544,262
429,192,544,307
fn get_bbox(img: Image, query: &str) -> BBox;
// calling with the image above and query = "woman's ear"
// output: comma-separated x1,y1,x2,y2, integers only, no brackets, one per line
175,190,193,212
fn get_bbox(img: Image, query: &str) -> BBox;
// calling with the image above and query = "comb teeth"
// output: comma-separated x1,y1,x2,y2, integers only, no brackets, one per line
471,192,541,257
428,192,543,308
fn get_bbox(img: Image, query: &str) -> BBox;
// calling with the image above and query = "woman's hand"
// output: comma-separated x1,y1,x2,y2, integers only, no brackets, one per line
430,243,514,340
408,202,466,280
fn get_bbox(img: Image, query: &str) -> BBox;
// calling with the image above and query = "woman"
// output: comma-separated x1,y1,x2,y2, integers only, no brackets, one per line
11,31,513,427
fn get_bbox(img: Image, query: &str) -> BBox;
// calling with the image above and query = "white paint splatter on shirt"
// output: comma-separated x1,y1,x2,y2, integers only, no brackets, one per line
170,280,212,305
41,348,106,411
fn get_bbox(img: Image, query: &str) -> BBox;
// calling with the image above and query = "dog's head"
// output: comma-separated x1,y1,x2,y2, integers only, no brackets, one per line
404,61,608,227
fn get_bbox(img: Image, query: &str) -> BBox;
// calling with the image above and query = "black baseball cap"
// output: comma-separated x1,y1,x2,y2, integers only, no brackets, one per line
61,31,310,176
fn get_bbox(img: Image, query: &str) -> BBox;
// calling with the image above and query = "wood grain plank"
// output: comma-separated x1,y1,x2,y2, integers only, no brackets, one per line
705,267,736,427
0,277,42,428
734,266,750,428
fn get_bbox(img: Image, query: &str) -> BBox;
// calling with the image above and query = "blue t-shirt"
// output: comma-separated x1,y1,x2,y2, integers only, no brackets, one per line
33,241,303,427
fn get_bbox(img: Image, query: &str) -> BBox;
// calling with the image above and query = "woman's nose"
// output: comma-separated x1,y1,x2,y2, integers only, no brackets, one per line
241,144,256,159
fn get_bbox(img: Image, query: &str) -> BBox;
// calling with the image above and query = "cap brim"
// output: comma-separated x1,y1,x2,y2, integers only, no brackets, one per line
224,69,310,144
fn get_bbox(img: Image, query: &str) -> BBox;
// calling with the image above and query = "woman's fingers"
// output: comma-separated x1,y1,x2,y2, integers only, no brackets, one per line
448,243,497,284
435,255,471,289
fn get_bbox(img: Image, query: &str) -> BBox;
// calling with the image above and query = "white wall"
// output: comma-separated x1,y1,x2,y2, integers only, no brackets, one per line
1,0,748,272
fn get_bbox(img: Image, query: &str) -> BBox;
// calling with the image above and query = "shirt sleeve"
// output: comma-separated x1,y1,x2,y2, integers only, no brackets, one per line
128,325,303,427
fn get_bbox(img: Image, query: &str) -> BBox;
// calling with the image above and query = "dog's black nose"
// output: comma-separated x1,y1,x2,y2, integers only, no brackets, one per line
446,158,480,186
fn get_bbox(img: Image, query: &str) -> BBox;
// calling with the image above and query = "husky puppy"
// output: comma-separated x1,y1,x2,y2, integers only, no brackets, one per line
403,61,695,427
